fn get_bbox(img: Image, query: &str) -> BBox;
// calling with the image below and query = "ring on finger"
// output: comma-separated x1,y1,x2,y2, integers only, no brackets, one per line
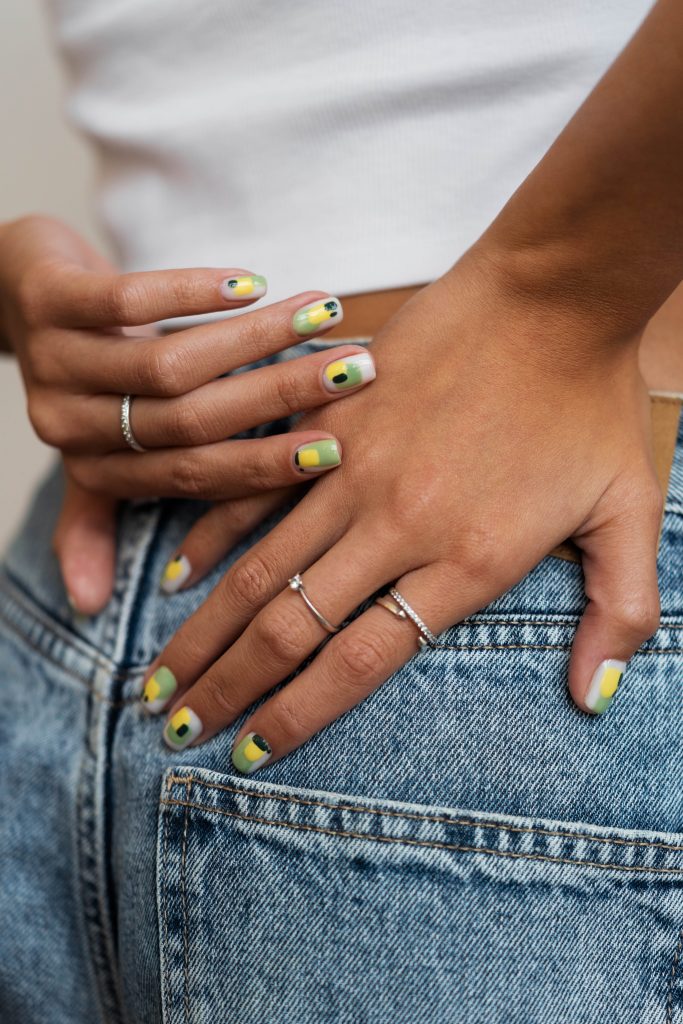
120,394,147,453
375,587,438,651
288,573,340,634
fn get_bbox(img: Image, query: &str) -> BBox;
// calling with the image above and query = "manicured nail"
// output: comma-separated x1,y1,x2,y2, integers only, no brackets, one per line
294,439,341,473
232,732,272,773
160,554,191,595
292,297,343,336
322,352,376,393
163,706,203,749
220,274,267,300
141,666,177,714
585,659,627,714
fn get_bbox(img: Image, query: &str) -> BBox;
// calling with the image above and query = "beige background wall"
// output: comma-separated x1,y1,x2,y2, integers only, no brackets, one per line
0,1,104,552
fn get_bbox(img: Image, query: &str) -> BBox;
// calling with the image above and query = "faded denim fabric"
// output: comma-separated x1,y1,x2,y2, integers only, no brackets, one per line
1,371,682,1022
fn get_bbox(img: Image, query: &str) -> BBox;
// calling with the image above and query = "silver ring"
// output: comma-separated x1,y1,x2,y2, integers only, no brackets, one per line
120,394,147,453
386,587,439,651
288,574,340,634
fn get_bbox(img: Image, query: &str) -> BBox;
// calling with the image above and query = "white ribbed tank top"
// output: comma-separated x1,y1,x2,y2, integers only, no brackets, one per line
45,0,653,320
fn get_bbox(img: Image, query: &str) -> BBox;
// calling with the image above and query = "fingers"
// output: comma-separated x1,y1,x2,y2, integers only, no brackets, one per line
61,293,344,396
52,473,118,615
229,567,445,771
62,345,374,453
45,265,268,328
567,478,663,715
66,431,343,499
141,491,344,710
152,530,398,747
159,489,295,594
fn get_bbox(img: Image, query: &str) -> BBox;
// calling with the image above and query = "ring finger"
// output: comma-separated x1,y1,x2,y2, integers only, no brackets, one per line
58,345,375,453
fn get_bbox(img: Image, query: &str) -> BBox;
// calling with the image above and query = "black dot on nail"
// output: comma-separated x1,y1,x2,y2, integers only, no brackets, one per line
227,279,238,288
332,373,348,384
177,724,189,737
324,301,337,311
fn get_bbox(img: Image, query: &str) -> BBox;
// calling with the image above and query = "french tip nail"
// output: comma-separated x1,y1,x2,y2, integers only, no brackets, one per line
584,659,627,714
160,555,192,595
232,732,272,773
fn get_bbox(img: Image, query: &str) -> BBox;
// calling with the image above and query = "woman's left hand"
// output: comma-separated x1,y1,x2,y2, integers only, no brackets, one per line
143,246,664,764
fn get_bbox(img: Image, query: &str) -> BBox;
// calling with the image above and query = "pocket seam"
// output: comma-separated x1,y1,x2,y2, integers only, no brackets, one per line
163,774,683,852
160,796,683,876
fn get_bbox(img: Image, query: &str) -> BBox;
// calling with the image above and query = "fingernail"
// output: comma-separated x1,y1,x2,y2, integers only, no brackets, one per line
294,439,341,473
141,666,177,714
292,297,343,336
160,554,192,595
585,659,627,714
322,352,376,393
163,706,203,749
220,274,267,301
232,732,272,773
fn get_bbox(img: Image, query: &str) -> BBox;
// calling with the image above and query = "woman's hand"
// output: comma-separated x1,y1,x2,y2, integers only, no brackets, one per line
0,215,375,611
0,216,375,498
142,248,663,759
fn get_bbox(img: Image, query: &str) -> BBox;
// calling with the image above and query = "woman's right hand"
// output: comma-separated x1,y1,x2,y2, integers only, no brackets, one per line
0,215,375,499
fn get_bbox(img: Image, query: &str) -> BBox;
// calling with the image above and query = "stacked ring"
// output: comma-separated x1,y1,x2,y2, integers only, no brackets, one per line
375,587,438,651
288,574,340,634
120,394,146,453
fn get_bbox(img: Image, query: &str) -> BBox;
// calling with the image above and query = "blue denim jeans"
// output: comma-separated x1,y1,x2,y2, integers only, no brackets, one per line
1,397,683,1023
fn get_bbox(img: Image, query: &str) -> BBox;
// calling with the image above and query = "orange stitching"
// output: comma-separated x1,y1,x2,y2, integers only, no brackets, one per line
159,798,683,876
164,775,683,852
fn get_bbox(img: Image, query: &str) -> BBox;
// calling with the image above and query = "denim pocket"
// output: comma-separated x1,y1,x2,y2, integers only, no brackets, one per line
157,765,683,1024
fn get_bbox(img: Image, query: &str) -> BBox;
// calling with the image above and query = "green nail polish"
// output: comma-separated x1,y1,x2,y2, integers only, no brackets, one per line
232,732,272,773
292,297,343,336
141,666,177,714
163,706,203,749
294,439,341,473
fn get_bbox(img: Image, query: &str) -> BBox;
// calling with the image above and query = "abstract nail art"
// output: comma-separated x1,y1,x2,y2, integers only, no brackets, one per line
294,439,341,473
232,732,272,773
322,352,376,392
141,666,177,714
163,706,203,750
585,659,627,714
292,297,343,336
160,555,191,595
220,274,267,300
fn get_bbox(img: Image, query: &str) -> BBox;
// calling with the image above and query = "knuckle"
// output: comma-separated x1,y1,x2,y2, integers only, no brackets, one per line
273,369,311,416
332,628,394,686
266,697,312,745
135,345,185,397
252,603,312,665
610,595,660,641
65,457,95,491
105,276,145,325
170,450,213,498
454,521,500,583
199,672,242,721
26,395,65,447
170,397,212,445
228,556,279,611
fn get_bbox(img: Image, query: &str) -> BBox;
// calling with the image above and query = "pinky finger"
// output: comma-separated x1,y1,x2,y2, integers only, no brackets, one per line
159,488,295,595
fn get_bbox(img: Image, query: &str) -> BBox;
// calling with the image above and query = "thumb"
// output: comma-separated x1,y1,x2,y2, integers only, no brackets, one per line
53,471,118,616
568,480,662,715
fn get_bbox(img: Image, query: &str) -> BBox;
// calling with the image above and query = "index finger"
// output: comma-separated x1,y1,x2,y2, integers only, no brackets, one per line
47,265,267,328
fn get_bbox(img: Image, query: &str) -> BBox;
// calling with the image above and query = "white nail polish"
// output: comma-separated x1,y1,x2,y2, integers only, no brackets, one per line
220,274,267,301
585,659,627,714
160,555,192,595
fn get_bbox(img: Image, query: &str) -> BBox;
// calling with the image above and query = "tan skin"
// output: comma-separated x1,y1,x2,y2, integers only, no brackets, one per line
2,0,683,763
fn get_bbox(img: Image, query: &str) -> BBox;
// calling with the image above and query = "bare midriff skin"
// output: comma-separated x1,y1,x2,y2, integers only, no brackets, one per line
330,283,683,393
